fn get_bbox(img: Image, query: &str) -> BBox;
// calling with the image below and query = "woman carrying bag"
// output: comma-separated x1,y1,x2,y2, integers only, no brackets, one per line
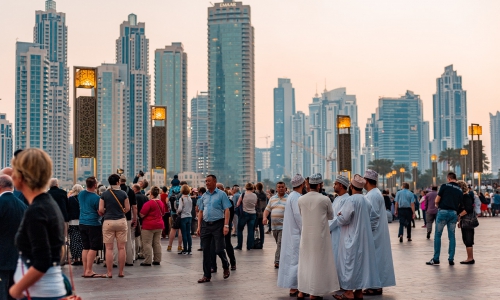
139,186,165,266
457,180,478,265
177,185,193,255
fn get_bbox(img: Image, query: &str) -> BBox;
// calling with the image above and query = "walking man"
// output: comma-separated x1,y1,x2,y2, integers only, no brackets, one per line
363,170,396,296
298,173,339,298
277,174,305,297
196,175,232,283
426,172,463,266
394,182,415,242
263,181,287,268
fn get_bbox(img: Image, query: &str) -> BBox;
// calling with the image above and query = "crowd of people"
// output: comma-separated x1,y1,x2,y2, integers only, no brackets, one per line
0,147,492,299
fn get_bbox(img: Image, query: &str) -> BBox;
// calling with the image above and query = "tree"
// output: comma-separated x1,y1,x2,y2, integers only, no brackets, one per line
368,159,394,188
262,179,275,191
438,148,459,171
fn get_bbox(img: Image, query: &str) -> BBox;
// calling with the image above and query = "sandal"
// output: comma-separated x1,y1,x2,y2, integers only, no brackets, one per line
104,274,112,278
362,288,382,295
118,274,125,278
333,294,354,300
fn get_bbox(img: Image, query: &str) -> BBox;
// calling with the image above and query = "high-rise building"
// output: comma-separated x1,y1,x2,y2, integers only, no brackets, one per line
291,111,309,176
432,65,468,154
490,112,500,174
190,92,209,176
272,78,295,179
116,14,151,181
33,0,70,181
155,43,188,174
207,0,255,185
361,113,378,170
0,114,13,169
376,91,429,168
308,88,361,179
97,64,129,184
15,42,50,151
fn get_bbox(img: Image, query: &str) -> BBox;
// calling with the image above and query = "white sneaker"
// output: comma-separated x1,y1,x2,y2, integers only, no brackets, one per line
188,252,192,255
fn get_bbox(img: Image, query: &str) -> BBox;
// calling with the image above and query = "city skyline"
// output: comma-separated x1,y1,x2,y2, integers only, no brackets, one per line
1,0,499,173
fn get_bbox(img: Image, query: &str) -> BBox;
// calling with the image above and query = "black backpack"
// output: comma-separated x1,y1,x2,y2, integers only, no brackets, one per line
169,191,181,213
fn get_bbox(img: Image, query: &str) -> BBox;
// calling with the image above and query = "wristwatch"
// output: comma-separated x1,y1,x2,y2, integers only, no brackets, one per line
224,225,229,228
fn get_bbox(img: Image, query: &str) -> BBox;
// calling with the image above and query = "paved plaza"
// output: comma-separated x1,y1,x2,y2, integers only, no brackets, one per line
70,217,499,299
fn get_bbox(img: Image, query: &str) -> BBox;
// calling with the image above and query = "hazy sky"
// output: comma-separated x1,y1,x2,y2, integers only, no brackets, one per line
1,0,499,169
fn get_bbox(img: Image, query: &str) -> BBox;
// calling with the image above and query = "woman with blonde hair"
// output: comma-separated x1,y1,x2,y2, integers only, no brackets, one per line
9,148,68,299
235,183,258,250
177,184,193,255
68,184,84,266
139,186,165,265
456,180,476,264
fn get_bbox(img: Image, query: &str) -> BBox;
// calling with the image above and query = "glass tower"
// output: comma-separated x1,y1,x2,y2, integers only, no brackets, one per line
190,92,209,176
34,0,70,181
155,43,188,174
116,14,151,181
490,112,500,174
0,114,13,169
432,65,468,153
208,0,255,185
273,78,295,179
376,90,429,168
97,64,129,185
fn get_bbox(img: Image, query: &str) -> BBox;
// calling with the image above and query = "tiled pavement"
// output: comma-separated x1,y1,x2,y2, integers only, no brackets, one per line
69,217,499,299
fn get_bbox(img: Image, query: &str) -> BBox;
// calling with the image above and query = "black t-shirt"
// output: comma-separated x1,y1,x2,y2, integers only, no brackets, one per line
101,189,128,220
121,184,137,220
383,195,392,211
437,182,463,212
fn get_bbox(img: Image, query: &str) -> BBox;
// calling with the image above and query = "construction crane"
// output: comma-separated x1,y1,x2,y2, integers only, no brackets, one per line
291,140,336,180
260,135,271,149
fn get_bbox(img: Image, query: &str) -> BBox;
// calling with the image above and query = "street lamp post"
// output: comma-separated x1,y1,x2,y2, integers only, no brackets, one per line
412,162,418,190
431,154,437,186
399,167,405,188
151,106,167,187
460,149,468,181
392,170,397,193
337,115,352,180
469,124,483,192
386,173,391,191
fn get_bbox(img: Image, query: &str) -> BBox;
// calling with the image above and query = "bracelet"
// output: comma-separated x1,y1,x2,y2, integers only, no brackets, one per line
224,225,229,228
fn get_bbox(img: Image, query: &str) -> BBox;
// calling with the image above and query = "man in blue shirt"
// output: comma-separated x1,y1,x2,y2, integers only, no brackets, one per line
394,182,415,243
492,190,500,216
79,177,104,278
196,175,232,283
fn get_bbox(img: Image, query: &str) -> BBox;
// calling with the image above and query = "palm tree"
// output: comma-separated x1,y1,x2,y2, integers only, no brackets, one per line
262,179,274,191
438,148,459,171
368,159,394,189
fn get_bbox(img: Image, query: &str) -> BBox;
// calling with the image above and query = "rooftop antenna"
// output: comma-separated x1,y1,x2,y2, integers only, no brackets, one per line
315,83,318,97
324,78,327,93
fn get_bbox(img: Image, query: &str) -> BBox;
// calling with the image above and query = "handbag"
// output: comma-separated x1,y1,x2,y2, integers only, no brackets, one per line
461,210,479,229
135,220,142,237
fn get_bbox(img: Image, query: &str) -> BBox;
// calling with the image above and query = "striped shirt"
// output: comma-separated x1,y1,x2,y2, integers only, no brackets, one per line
265,194,287,230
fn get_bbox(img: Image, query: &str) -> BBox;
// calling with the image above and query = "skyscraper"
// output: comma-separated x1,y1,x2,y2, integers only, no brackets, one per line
361,113,378,170
376,91,429,168
490,112,500,174
291,111,309,176
190,92,209,176
33,0,70,181
0,114,13,169
273,78,295,179
432,65,468,154
207,0,255,185
116,14,151,181
97,64,129,184
155,43,188,174
15,42,49,151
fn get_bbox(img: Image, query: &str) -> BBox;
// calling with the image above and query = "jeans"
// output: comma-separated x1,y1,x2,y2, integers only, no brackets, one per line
237,212,256,249
180,217,193,252
422,209,427,225
433,209,458,261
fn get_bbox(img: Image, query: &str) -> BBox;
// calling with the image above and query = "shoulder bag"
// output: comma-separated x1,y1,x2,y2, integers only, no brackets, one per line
461,210,479,229
109,190,126,213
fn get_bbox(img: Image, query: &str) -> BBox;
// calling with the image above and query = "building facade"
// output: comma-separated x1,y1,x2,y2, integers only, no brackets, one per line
190,92,209,176
291,111,309,176
375,91,429,169
96,64,129,185
432,65,468,154
273,78,295,179
116,13,151,181
155,43,188,174
208,0,255,185
490,112,500,174
0,114,13,169
32,0,70,181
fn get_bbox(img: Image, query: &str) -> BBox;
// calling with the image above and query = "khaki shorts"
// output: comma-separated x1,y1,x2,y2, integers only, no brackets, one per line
102,218,128,244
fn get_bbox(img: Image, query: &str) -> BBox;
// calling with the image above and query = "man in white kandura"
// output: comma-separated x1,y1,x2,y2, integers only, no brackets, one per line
329,175,350,296
277,174,306,298
298,173,338,299
332,174,380,300
363,169,396,296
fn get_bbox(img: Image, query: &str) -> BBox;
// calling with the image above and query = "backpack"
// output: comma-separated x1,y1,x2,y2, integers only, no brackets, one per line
169,186,181,214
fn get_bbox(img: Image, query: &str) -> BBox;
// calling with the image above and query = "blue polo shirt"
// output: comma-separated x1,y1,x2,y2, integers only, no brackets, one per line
79,190,101,226
493,194,500,205
395,189,414,208
198,188,232,222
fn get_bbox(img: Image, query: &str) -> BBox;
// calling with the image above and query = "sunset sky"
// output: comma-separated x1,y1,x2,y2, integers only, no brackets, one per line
1,0,499,170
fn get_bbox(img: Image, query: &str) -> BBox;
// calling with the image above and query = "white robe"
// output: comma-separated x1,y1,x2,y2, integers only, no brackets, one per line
277,191,302,289
331,193,381,290
298,192,339,296
365,188,396,288
329,193,350,270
